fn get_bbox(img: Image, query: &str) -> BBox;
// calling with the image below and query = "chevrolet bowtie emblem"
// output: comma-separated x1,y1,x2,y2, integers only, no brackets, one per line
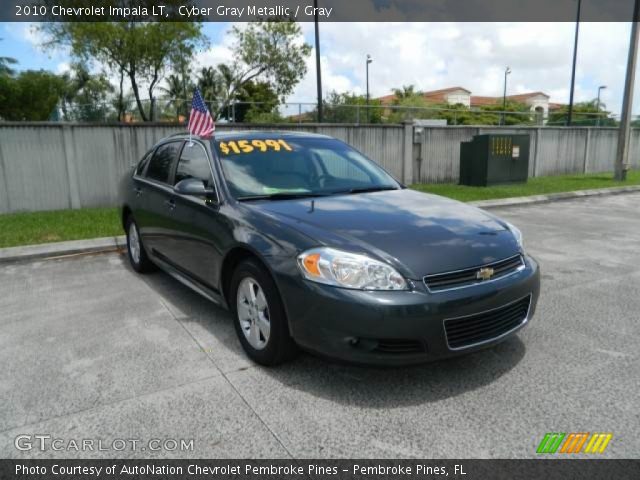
476,267,495,281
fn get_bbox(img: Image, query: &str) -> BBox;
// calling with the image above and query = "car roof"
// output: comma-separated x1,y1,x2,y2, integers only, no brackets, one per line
164,130,333,142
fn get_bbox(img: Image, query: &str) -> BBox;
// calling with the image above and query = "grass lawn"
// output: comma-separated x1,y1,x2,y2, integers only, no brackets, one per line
0,171,639,248
410,170,640,202
0,207,121,248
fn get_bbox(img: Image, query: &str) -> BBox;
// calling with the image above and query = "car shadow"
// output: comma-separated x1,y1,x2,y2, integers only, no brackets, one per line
265,338,525,408
133,255,527,409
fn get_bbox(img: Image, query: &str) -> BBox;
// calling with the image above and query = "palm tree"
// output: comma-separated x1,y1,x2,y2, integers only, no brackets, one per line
195,64,243,119
214,64,239,119
392,85,421,101
159,74,188,120
197,66,219,104
0,38,17,76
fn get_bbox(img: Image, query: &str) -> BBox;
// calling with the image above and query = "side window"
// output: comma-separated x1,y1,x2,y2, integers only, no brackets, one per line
135,150,153,176
174,143,213,189
145,142,181,184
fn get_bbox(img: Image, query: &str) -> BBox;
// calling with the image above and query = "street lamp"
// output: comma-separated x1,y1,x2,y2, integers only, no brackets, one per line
567,0,582,125
313,0,323,122
596,85,607,127
502,66,511,125
366,54,372,123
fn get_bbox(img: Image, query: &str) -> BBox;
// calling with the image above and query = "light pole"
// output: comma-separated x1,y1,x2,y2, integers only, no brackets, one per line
615,0,640,181
366,54,372,123
567,0,582,125
502,66,511,125
596,85,607,126
313,0,323,122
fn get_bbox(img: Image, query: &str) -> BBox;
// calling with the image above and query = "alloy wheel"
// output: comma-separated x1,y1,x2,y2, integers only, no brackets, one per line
128,222,141,265
236,277,271,350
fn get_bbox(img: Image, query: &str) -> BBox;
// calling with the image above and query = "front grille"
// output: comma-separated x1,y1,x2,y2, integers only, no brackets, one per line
424,254,525,292
372,339,427,354
444,295,531,350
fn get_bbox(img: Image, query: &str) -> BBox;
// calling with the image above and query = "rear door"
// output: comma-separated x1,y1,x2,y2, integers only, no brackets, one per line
135,140,183,260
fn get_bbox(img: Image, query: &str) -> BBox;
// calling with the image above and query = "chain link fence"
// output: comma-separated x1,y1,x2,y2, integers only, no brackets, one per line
43,97,624,127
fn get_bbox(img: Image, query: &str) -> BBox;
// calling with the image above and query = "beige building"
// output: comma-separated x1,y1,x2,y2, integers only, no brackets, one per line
378,87,563,122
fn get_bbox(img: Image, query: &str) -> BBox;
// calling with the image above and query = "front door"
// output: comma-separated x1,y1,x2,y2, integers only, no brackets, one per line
162,141,225,291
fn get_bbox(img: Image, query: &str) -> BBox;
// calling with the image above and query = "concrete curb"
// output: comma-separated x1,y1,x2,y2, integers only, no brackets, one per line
1,185,639,263
469,185,640,209
0,236,126,264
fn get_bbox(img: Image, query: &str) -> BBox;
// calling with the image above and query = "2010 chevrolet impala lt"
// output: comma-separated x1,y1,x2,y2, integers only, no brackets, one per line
120,131,540,366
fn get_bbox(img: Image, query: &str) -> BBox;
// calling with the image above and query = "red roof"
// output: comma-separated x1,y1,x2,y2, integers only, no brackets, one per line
379,87,555,107
378,87,471,105
470,96,500,106
506,92,550,102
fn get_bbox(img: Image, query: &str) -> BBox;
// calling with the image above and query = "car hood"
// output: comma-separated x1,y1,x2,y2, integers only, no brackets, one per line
247,189,520,279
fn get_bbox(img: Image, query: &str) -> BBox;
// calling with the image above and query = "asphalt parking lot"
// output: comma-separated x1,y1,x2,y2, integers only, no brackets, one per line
1,193,639,459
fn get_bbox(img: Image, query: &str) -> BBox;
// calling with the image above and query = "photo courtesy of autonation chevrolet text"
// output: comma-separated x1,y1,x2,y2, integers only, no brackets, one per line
15,462,467,477
0,0,638,479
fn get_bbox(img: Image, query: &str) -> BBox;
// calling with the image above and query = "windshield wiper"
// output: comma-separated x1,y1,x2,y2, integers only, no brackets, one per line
237,192,331,201
334,186,399,195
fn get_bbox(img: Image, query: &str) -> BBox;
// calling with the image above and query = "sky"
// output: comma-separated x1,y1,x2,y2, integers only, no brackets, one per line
0,21,636,116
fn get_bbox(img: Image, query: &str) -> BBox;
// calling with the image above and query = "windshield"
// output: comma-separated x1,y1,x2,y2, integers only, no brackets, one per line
214,136,400,200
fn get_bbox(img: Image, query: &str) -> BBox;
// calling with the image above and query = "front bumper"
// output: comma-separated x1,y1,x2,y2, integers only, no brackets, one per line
274,254,540,366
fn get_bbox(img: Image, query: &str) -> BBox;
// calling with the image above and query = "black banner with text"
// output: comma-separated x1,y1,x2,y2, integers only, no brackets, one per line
0,0,638,22
1,459,639,480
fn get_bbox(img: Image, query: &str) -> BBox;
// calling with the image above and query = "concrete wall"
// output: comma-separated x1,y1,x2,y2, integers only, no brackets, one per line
0,122,635,213
414,126,638,183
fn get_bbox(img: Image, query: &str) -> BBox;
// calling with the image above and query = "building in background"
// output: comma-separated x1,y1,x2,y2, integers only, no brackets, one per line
378,87,563,123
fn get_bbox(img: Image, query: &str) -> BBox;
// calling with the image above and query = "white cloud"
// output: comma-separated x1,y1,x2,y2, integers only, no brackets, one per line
6,20,634,116
55,62,70,74
5,22,43,47
287,22,635,116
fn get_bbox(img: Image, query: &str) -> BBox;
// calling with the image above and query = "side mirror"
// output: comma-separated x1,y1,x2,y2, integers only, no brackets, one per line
174,178,214,198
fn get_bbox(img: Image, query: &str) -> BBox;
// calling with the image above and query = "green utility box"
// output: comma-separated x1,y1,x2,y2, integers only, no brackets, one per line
459,134,530,186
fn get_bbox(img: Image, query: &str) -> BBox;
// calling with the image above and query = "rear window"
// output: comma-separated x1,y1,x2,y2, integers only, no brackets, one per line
146,142,182,184
135,150,153,176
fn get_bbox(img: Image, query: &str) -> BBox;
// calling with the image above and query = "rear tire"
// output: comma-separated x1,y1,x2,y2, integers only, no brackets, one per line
230,258,298,366
125,216,154,273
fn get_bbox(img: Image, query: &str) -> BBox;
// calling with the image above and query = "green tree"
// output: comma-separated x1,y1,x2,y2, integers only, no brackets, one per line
197,64,236,118
472,101,532,125
0,70,66,120
386,95,532,125
391,85,422,103
159,73,193,121
317,91,383,123
214,20,311,113
387,95,438,122
233,81,280,122
547,100,616,126
39,3,207,121
196,66,218,103
0,38,17,76
58,64,114,121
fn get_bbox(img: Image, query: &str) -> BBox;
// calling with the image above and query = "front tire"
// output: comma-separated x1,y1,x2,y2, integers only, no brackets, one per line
125,217,154,273
230,259,298,366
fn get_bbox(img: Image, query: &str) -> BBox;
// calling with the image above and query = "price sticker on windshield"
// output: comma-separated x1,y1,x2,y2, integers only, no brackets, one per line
217,139,293,156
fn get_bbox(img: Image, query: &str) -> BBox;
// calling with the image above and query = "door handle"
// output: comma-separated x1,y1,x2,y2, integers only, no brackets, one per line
164,199,176,210
134,187,143,197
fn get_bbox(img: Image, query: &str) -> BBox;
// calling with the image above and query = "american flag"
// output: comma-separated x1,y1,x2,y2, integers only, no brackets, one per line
187,88,215,138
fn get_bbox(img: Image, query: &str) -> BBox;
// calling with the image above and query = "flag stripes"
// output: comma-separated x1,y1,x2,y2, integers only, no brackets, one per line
187,88,215,138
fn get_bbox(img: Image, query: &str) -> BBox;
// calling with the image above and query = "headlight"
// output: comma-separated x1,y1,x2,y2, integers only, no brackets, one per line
297,247,408,290
505,222,524,250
